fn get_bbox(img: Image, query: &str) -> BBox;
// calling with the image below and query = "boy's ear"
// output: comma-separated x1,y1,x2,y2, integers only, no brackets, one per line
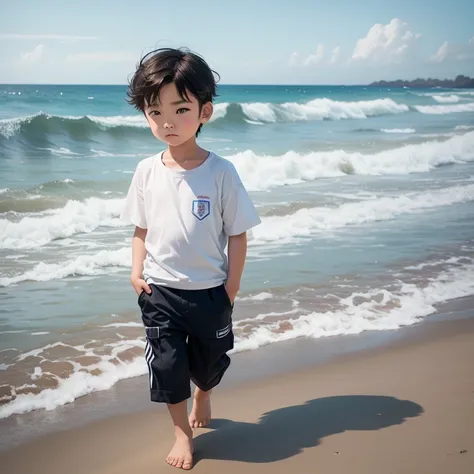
200,102,213,123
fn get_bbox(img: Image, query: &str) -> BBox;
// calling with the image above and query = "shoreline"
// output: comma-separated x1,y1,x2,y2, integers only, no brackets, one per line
1,294,473,453
1,299,473,472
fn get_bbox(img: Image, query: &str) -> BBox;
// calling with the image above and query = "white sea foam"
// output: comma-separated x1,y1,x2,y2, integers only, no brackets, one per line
229,131,474,191
380,128,415,134
250,184,474,245
404,256,462,270
1,260,472,418
232,262,474,352
0,115,26,138
238,292,274,302
37,147,80,156
0,247,130,286
0,197,125,249
87,115,148,128
281,97,409,121
101,322,143,328
415,91,474,97
238,98,409,123
0,339,147,418
1,133,473,250
209,103,229,122
432,94,461,103
415,102,474,114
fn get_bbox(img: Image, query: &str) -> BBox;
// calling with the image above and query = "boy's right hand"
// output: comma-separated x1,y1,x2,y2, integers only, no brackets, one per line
131,276,152,296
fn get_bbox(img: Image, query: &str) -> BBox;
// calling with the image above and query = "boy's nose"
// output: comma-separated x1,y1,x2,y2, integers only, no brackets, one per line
163,122,174,129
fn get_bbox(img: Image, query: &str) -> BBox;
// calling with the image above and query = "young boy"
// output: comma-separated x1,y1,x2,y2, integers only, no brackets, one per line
120,47,261,470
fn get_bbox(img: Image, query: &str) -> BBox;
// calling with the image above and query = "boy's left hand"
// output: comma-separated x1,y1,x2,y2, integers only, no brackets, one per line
225,283,239,304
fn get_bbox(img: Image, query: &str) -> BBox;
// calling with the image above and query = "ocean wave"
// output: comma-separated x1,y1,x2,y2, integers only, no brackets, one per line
0,247,130,286
414,91,474,97
0,197,125,249
222,97,409,123
251,184,474,245
1,132,473,248
229,131,474,191
232,261,474,352
415,102,474,114
0,98,412,141
380,128,415,134
0,112,149,141
2,182,472,260
431,94,461,103
1,259,472,418
455,125,474,131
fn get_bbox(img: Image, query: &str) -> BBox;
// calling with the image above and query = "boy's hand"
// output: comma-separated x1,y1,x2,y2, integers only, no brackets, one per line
131,275,151,296
225,283,239,304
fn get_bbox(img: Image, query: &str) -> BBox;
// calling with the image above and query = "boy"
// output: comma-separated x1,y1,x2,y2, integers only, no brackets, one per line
120,47,261,470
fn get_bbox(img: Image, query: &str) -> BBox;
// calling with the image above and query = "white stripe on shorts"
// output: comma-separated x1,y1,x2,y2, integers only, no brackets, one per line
145,340,155,390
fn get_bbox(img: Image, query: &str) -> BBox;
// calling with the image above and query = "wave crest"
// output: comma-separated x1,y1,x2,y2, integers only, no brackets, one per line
0,97,413,140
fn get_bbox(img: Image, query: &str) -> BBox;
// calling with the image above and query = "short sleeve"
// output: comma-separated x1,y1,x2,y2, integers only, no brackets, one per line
120,162,147,229
222,162,261,236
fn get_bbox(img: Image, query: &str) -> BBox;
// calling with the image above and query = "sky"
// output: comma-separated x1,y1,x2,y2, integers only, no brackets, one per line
0,0,473,85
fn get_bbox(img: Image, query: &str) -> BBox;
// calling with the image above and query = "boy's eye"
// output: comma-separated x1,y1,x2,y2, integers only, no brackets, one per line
149,110,160,116
177,108,190,114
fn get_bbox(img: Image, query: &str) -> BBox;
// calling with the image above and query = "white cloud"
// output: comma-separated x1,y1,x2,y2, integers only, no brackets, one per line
20,44,44,64
66,51,137,63
430,41,449,62
289,51,300,66
458,37,474,60
430,37,474,62
0,34,98,41
330,46,341,64
352,18,421,62
288,45,325,67
303,44,325,66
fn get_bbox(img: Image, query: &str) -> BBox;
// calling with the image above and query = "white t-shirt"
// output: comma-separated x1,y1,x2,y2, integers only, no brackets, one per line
120,151,261,290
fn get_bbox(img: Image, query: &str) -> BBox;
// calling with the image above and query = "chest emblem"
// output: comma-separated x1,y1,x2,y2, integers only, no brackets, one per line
192,198,211,220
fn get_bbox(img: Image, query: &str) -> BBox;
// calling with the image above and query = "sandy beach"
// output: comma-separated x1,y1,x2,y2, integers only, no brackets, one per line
1,311,473,474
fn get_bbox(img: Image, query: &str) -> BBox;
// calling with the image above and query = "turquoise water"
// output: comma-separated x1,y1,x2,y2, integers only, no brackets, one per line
1,83,474,418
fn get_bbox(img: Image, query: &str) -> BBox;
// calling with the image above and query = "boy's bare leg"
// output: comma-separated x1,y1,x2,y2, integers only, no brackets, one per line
166,400,194,470
189,387,212,428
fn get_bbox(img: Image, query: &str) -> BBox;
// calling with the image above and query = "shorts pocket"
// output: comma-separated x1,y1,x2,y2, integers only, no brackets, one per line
220,284,234,309
211,324,234,354
145,326,160,339
138,288,149,305
216,322,232,339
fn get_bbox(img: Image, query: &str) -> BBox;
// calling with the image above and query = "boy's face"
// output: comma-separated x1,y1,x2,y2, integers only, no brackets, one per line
144,82,213,146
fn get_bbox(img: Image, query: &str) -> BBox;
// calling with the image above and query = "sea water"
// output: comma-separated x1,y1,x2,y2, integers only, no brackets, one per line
1,84,473,418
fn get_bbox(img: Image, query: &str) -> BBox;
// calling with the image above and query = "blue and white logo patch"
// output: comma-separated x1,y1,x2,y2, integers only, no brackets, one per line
192,199,210,220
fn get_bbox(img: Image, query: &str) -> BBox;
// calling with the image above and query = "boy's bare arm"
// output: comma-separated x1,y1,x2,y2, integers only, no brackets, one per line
131,226,151,295
225,232,247,303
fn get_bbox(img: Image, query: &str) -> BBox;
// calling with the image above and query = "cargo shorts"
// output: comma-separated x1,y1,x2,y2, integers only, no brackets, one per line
138,283,234,404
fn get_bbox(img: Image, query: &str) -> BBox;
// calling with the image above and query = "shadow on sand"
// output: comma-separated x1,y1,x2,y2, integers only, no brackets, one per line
194,395,423,464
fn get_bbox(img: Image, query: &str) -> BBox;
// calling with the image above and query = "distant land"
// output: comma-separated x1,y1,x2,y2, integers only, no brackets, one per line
369,74,474,89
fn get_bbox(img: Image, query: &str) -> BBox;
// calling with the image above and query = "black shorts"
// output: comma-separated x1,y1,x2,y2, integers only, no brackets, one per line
138,283,234,404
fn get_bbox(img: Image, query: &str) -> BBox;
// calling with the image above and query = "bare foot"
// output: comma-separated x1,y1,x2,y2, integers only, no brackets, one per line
166,432,193,470
189,388,212,428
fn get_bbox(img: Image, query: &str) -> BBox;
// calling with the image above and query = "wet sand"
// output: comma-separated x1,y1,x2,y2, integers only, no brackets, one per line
1,308,473,473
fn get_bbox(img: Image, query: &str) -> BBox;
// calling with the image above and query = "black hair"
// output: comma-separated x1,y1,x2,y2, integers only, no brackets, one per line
127,47,219,137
